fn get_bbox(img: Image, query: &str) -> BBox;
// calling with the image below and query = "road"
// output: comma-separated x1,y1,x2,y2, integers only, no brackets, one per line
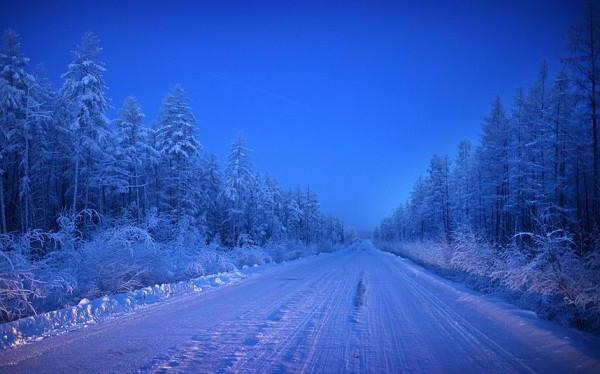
1,242,599,373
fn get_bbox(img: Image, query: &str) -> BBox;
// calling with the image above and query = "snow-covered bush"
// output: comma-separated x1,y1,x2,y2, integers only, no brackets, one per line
450,230,496,278
192,244,236,275
576,251,600,326
165,219,209,280
76,225,156,298
0,212,349,324
316,241,335,253
377,223,600,330
228,245,273,268
264,240,318,262
34,250,78,312
378,240,452,270
0,236,42,321
488,226,600,327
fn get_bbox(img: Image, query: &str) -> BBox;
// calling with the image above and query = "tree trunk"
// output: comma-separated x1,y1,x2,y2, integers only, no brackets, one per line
72,157,79,215
0,171,7,234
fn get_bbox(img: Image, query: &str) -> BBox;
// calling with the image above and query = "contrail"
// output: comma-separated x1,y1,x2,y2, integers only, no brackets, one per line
206,72,310,110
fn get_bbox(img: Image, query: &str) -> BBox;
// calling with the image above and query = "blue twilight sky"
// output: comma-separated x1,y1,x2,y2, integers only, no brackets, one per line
0,0,583,229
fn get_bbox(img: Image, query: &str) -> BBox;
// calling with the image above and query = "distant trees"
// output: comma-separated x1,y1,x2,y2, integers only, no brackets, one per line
0,29,347,251
374,8,600,329
376,6,600,255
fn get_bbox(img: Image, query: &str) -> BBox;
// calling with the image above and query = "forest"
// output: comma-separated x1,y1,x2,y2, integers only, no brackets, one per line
375,9,600,330
0,30,351,322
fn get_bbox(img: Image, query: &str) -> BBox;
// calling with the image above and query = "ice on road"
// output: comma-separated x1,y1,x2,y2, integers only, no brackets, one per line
1,242,599,373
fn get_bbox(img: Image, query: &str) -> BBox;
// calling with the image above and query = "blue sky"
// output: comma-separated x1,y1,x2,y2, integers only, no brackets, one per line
0,0,582,229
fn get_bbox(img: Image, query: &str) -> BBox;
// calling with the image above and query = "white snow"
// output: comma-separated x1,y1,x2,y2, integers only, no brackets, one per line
0,241,599,373
0,270,244,351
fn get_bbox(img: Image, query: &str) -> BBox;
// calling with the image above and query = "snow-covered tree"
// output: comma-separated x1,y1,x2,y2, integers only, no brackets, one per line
0,27,351,323
0,30,41,233
60,32,110,215
155,85,201,220
200,154,223,242
223,135,254,246
450,139,473,231
115,96,153,221
566,3,600,232
479,98,510,242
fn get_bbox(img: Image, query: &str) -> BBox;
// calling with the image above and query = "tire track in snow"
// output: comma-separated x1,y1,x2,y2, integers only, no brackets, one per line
405,277,535,373
217,250,359,373
140,251,357,373
349,273,366,373
379,252,561,373
2,245,600,373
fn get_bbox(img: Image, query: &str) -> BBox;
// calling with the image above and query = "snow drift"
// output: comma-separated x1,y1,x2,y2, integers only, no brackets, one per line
0,270,244,351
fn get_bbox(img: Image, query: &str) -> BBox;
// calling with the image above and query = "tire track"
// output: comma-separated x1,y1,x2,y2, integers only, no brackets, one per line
139,251,357,373
3,245,599,373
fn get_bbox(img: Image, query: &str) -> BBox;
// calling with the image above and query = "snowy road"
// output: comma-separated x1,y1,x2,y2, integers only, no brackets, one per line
1,242,600,373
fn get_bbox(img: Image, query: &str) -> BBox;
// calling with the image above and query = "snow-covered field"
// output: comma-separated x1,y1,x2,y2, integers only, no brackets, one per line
1,241,599,373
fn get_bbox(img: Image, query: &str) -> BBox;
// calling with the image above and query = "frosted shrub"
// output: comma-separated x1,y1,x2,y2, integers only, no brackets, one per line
165,219,212,280
492,243,528,290
34,250,79,311
393,241,452,269
143,209,175,242
577,252,600,322
194,245,236,275
265,241,318,262
262,242,289,263
317,241,334,253
229,246,272,268
450,231,496,277
0,210,349,323
0,238,42,321
498,225,577,302
77,226,156,297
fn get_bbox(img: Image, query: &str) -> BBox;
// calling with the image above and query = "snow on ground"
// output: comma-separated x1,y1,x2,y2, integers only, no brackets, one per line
0,270,245,351
1,241,599,373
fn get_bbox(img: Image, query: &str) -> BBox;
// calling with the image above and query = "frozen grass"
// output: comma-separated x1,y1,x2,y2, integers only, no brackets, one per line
377,232,600,332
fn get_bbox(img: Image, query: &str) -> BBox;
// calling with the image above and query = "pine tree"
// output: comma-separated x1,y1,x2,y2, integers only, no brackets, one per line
450,139,473,231
0,30,40,232
566,2,600,231
30,65,60,230
200,154,223,242
60,32,110,215
479,98,510,242
115,96,151,221
155,85,201,221
280,192,298,239
223,135,254,246
547,69,576,228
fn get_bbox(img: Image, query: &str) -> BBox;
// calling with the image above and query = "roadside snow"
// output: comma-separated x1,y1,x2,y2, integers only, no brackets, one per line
0,270,244,351
1,244,599,373
0,241,349,352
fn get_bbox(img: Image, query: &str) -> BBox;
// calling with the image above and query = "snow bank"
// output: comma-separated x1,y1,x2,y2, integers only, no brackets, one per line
0,270,244,351
378,238,600,332
0,238,355,351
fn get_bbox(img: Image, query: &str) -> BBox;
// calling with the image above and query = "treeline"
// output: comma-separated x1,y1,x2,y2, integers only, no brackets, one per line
376,8,600,253
0,30,348,250
373,6,600,329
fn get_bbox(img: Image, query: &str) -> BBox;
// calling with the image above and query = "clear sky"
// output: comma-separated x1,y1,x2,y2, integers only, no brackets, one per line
0,0,584,230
